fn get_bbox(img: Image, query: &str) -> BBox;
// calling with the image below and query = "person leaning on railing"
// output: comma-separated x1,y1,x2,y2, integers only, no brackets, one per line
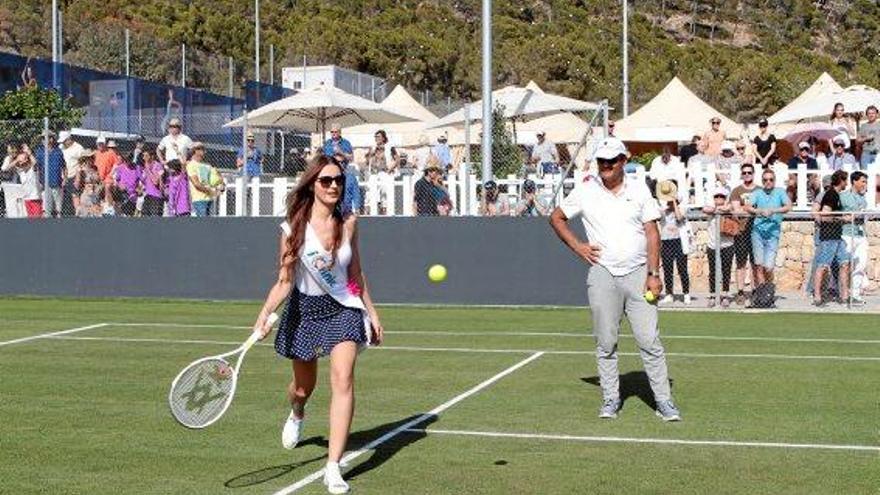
743,169,792,287
729,163,758,305
702,186,735,307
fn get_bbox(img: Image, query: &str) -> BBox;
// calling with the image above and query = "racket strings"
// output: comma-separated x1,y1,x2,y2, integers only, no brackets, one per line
170,358,235,428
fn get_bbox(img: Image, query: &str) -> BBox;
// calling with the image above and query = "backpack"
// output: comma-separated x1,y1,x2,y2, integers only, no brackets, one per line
751,283,776,308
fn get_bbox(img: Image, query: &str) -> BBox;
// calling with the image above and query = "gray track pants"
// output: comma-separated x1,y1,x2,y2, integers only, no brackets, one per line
587,264,672,402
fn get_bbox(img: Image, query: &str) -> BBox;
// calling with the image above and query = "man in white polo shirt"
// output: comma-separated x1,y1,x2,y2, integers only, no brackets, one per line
157,117,192,164
550,137,681,422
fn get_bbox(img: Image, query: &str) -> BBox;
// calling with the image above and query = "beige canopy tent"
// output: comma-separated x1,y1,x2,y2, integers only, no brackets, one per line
768,72,843,125
615,77,741,143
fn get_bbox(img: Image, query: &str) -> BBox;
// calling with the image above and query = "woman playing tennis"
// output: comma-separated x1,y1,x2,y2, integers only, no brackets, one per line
253,155,384,494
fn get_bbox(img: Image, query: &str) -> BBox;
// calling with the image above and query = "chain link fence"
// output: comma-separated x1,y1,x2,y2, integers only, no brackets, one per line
657,208,879,309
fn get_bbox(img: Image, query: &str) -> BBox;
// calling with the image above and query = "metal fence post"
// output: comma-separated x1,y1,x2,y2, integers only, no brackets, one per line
848,213,856,309
242,110,249,217
43,117,50,217
714,211,722,306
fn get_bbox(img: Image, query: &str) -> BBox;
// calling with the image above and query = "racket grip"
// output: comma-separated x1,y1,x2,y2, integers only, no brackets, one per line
266,312,279,326
247,313,279,345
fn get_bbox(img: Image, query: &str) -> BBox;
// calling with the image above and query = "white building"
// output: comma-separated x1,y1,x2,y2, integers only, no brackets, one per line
281,65,387,101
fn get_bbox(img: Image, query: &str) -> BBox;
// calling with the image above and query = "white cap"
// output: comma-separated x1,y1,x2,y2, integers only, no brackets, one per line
712,186,730,197
96,135,106,144
720,141,735,152
832,134,847,145
798,141,810,150
58,131,71,142
594,137,628,160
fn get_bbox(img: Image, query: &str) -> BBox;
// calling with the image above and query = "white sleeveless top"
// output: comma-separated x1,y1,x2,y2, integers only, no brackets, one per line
280,221,352,296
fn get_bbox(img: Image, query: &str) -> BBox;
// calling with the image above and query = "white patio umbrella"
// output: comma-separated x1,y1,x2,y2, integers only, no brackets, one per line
224,85,416,137
427,85,600,129
768,85,880,124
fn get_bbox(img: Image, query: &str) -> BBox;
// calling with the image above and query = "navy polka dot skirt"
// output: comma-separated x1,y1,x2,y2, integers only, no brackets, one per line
275,289,367,361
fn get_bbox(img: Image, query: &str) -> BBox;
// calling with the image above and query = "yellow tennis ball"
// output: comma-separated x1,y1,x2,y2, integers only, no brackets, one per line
428,264,447,283
644,290,656,303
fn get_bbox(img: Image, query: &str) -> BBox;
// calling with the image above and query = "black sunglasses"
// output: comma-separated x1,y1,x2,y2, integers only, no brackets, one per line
742,171,754,175
762,176,775,182
596,157,618,166
316,175,345,188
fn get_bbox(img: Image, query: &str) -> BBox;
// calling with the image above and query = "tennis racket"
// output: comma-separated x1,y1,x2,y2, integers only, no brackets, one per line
169,313,278,429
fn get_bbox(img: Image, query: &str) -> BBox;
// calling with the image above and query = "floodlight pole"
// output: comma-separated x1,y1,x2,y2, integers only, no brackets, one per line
481,0,493,181
255,0,261,83
181,43,187,88
269,44,275,85
51,0,58,88
125,29,131,77
622,0,629,118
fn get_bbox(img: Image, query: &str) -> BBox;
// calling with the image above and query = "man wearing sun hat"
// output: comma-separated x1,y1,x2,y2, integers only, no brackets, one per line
828,135,857,172
550,137,681,422
157,117,192,164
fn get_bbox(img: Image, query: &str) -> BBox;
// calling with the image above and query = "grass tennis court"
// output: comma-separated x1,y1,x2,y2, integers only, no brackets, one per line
1,297,878,494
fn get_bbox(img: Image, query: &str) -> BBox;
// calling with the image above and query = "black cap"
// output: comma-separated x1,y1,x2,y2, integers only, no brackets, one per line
523,179,536,192
484,180,497,190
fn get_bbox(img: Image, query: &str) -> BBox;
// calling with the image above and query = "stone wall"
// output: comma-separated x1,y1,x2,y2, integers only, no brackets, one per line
670,219,880,294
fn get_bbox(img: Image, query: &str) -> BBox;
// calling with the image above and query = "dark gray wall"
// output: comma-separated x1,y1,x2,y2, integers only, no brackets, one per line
0,217,590,306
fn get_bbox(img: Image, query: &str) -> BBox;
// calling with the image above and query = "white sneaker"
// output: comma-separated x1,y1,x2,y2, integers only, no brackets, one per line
281,410,303,450
660,295,674,304
683,294,692,305
323,462,350,494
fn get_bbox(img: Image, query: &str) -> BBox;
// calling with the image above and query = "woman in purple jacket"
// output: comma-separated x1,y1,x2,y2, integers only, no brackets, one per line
165,159,191,217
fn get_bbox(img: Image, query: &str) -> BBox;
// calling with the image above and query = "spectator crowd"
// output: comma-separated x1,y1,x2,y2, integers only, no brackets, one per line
0,118,239,218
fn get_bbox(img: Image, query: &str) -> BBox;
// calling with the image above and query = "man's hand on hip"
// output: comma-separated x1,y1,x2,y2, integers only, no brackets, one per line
574,242,602,264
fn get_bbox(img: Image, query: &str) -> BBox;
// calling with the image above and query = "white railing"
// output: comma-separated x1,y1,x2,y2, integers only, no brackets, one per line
218,162,880,217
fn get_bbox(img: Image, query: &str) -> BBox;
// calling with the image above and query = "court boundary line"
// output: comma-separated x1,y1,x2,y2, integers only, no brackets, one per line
270,352,545,495
47,336,880,362
0,322,108,348
99,322,880,345
403,428,880,453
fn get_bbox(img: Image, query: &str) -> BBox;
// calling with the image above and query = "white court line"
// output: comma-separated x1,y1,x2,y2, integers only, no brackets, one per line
404,428,880,453
270,352,545,495
100,322,880,345
47,336,880,362
0,323,107,348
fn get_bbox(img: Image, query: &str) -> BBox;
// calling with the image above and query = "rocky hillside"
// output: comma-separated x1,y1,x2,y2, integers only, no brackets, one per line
1,0,878,121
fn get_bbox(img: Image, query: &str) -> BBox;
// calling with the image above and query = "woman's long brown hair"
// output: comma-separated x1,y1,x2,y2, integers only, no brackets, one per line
279,155,346,283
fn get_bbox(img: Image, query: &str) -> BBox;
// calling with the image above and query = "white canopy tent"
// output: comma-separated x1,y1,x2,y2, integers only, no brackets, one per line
614,77,741,142
767,84,880,124
768,73,843,124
